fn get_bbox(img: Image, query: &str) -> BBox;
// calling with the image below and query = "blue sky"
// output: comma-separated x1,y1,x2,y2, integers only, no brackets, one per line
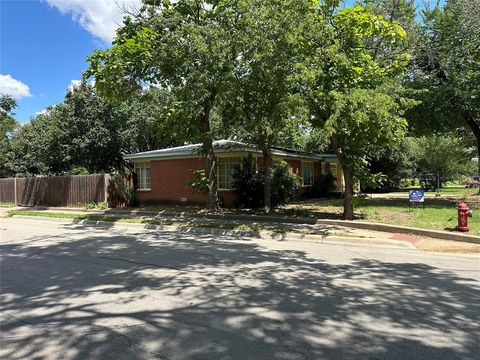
1,0,441,124
0,0,137,123
1,1,97,122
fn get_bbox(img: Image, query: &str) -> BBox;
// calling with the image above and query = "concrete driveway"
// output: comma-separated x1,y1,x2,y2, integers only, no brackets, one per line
1,218,479,360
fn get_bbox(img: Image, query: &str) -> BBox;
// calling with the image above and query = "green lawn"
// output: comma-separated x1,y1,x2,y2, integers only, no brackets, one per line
283,196,480,235
0,202,16,207
359,199,480,235
6,182,479,236
380,183,477,198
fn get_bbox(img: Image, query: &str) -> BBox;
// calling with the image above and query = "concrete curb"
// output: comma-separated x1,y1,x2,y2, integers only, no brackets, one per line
10,207,480,244
7,215,415,249
316,219,480,244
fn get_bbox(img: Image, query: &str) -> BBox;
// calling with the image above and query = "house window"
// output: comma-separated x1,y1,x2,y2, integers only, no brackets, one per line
218,156,241,189
321,162,327,175
135,162,151,190
302,162,314,186
329,163,338,187
330,163,337,176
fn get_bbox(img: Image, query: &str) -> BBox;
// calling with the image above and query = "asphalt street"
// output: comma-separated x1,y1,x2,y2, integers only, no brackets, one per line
1,217,479,360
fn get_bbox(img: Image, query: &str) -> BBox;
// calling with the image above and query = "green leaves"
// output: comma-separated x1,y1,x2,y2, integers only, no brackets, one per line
7,83,182,176
409,0,480,132
415,134,475,181
0,94,19,177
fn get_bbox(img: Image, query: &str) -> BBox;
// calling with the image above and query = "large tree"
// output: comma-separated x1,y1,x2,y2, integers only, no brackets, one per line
305,2,412,219
409,0,480,173
414,134,475,185
0,94,18,177
85,0,243,211
221,0,311,213
10,83,177,176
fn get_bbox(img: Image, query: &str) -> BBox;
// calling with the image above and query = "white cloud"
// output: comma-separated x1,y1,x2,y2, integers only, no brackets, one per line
67,79,96,92
35,108,49,116
44,0,141,43
68,79,82,91
0,74,32,99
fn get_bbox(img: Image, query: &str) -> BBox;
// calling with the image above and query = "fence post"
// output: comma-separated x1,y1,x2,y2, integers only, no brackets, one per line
14,177,17,205
104,174,110,204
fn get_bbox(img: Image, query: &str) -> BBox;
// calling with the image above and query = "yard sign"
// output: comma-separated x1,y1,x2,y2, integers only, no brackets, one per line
409,189,425,203
408,189,425,210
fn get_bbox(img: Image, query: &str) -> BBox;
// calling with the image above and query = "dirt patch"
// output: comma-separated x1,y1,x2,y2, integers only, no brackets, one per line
416,238,480,254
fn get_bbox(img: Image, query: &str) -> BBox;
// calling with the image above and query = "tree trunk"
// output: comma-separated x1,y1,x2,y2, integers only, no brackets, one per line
342,167,355,220
202,95,219,212
331,135,354,220
465,116,480,177
263,149,273,214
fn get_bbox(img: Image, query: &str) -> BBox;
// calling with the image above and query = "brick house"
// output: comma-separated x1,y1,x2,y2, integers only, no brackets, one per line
124,140,343,207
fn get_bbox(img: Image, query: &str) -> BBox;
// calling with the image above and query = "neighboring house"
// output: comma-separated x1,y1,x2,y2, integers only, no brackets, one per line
124,140,343,207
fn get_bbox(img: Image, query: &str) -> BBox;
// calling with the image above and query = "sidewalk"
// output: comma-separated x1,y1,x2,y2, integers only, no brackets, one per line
3,206,480,254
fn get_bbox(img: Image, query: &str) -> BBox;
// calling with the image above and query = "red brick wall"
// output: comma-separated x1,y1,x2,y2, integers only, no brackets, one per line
136,158,207,206
218,190,237,208
136,155,328,207
136,158,240,207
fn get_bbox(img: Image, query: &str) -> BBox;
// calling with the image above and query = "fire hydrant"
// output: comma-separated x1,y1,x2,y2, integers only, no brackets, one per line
457,202,473,232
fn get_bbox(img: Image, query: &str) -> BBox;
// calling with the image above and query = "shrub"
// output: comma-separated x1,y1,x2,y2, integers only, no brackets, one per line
271,161,301,206
85,201,109,210
232,155,264,208
107,173,137,208
187,169,209,195
399,178,410,189
306,172,337,198
233,155,301,208
69,166,89,175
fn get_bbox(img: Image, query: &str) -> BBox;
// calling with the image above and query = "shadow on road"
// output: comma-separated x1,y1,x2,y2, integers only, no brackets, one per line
1,224,479,359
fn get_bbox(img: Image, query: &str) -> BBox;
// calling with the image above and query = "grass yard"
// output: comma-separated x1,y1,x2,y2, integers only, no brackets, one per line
0,202,16,207
284,196,480,235
376,183,478,198
6,183,479,236
359,199,480,235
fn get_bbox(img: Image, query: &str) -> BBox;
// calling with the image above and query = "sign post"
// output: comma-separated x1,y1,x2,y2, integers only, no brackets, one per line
409,189,425,211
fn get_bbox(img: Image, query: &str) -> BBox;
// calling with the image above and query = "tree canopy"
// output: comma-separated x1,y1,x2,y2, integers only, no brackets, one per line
219,0,311,213
408,0,480,171
86,0,245,211
0,94,18,177
304,2,413,218
3,0,476,217
5,83,180,176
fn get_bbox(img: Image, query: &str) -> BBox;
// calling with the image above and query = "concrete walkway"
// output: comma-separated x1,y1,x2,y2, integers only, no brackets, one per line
3,206,480,253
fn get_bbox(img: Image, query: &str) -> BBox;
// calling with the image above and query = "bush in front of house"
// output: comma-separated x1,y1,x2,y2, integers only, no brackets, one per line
233,154,301,209
305,172,337,199
271,161,301,206
107,173,137,208
187,169,209,195
232,155,264,208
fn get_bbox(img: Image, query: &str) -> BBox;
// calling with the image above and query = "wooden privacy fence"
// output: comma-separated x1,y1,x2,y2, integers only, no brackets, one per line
0,174,110,207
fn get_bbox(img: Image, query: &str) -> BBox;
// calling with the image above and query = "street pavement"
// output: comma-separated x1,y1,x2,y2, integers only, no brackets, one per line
1,217,479,360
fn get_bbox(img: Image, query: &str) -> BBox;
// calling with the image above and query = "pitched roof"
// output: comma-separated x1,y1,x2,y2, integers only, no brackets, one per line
124,139,336,161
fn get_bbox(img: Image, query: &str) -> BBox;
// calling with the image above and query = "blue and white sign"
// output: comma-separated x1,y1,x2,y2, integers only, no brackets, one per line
409,189,425,203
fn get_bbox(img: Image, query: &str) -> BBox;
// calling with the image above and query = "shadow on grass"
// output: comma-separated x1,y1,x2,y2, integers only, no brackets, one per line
1,223,479,359
360,197,461,209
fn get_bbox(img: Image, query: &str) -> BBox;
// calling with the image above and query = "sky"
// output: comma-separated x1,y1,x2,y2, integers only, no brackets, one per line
1,0,441,124
0,0,140,123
